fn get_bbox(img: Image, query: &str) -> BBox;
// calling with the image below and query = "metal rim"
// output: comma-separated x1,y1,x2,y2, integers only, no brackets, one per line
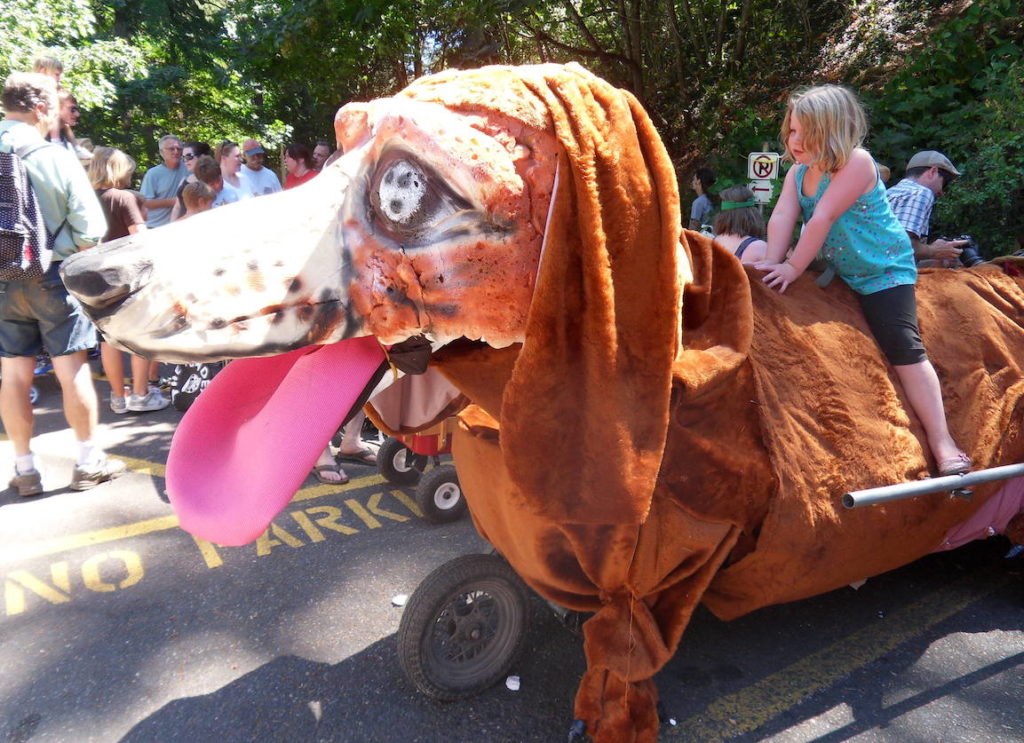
419,578,525,686
432,481,462,511
392,446,416,474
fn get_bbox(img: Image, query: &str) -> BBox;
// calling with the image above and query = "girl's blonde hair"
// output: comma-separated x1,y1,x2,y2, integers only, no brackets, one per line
780,84,867,172
88,146,137,190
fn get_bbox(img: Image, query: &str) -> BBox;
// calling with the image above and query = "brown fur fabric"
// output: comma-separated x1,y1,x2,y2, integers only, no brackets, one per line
412,65,1024,743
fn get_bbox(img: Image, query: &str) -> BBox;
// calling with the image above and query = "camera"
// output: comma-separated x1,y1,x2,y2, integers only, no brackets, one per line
955,234,985,267
934,234,985,267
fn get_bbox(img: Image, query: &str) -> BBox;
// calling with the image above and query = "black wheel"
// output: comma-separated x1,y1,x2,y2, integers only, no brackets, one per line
415,465,467,523
398,553,531,701
377,437,425,485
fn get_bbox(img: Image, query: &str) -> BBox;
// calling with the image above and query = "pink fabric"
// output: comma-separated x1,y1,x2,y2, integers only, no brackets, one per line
166,336,385,545
934,477,1024,551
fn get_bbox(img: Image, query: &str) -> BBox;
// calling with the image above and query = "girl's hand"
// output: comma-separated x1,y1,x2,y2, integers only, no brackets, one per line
756,261,801,293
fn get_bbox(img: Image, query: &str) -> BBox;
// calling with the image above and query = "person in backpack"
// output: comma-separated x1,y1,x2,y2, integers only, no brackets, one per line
0,71,125,496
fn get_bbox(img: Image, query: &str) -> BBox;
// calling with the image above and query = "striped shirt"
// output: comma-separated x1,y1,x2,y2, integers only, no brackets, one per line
886,178,934,239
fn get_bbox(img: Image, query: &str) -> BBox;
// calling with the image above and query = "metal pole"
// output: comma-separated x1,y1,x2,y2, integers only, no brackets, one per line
842,463,1024,509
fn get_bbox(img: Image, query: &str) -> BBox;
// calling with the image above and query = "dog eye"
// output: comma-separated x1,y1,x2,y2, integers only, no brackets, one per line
368,150,471,245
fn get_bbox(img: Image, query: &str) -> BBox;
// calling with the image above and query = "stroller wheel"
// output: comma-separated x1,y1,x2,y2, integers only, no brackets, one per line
415,465,466,523
398,553,531,701
378,437,426,485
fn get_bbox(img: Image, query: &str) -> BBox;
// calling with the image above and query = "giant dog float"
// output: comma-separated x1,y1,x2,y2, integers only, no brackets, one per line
61,64,1024,742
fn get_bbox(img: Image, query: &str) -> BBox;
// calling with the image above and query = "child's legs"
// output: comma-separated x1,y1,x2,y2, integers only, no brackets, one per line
892,360,960,462
857,285,963,463
100,342,125,394
130,355,150,396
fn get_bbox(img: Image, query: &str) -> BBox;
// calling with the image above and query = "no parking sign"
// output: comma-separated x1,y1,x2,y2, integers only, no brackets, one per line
747,152,780,180
747,151,780,204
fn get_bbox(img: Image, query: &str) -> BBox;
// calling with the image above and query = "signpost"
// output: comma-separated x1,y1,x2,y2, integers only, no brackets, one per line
747,180,774,203
747,151,781,207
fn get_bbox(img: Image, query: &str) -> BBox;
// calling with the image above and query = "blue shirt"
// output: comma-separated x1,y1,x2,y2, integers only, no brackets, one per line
690,193,713,225
796,165,916,295
140,162,188,227
886,177,934,239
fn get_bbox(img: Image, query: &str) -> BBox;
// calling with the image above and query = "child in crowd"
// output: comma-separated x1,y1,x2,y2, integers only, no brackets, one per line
712,186,767,263
181,180,216,218
88,147,170,414
688,167,716,230
757,84,970,476
31,54,63,83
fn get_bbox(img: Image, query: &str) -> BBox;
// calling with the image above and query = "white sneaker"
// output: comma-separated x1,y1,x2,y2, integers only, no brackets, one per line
127,388,170,412
110,395,128,414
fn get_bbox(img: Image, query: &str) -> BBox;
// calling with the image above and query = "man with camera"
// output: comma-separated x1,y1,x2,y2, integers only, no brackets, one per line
886,151,978,268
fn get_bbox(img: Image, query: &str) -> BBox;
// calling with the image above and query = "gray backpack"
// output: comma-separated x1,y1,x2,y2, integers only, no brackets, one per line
0,137,57,280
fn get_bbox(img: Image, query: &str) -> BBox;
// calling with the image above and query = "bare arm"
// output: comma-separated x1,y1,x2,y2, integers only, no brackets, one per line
763,167,800,263
910,233,966,261
145,197,176,210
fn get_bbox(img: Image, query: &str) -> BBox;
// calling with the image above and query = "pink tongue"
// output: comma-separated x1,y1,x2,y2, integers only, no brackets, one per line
166,336,386,545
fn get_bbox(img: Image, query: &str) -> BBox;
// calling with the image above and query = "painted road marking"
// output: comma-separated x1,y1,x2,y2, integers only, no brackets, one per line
664,569,1010,742
0,470,388,564
4,549,145,615
3,484,421,615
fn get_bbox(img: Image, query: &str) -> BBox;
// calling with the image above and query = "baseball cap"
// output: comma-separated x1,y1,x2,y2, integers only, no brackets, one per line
906,150,961,176
242,138,264,156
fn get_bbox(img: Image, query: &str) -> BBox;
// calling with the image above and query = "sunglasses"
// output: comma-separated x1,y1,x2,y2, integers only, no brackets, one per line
183,153,196,161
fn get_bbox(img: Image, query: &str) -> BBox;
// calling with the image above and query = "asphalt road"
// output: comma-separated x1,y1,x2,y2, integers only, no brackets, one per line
2,366,1022,743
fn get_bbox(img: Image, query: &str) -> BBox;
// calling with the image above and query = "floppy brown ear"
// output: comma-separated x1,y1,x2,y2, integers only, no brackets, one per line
499,66,688,524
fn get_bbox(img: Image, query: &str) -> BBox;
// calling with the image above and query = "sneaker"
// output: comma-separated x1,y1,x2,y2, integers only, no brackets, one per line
127,388,170,413
9,469,43,497
69,456,127,491
110,395,128,414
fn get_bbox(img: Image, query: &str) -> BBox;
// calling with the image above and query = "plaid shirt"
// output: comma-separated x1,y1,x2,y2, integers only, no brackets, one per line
886,178,934,239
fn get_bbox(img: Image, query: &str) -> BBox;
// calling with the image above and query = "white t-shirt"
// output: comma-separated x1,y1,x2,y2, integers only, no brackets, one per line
212,181,242,208
241,166,282,196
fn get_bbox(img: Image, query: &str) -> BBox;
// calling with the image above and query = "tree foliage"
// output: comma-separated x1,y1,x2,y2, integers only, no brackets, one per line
0,0,1019,251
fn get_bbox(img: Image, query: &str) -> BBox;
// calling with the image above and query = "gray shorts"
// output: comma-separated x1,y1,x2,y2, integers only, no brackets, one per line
0,261,97,358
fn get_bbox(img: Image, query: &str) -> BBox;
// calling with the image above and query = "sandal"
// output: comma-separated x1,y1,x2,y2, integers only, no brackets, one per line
337,443,379,465
937,452,972,477
311,464,349,485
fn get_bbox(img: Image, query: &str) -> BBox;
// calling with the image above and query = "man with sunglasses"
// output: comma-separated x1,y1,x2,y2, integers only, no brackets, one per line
140,134,188,228
886,150,966,267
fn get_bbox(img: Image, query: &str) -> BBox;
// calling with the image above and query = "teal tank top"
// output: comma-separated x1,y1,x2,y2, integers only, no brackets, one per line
795,165,916,294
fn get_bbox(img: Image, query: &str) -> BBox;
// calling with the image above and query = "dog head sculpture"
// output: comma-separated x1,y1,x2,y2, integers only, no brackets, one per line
64,68,562,360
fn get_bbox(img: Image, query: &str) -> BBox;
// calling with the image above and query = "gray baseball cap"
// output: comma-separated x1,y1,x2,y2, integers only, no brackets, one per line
907,150,961,176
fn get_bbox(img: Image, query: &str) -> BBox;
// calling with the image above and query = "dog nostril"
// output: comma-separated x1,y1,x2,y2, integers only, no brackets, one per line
62,260,153,311
61,269,133,310
62,269,121,302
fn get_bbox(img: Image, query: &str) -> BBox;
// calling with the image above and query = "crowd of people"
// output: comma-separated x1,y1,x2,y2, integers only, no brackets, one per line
0,56,371,498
